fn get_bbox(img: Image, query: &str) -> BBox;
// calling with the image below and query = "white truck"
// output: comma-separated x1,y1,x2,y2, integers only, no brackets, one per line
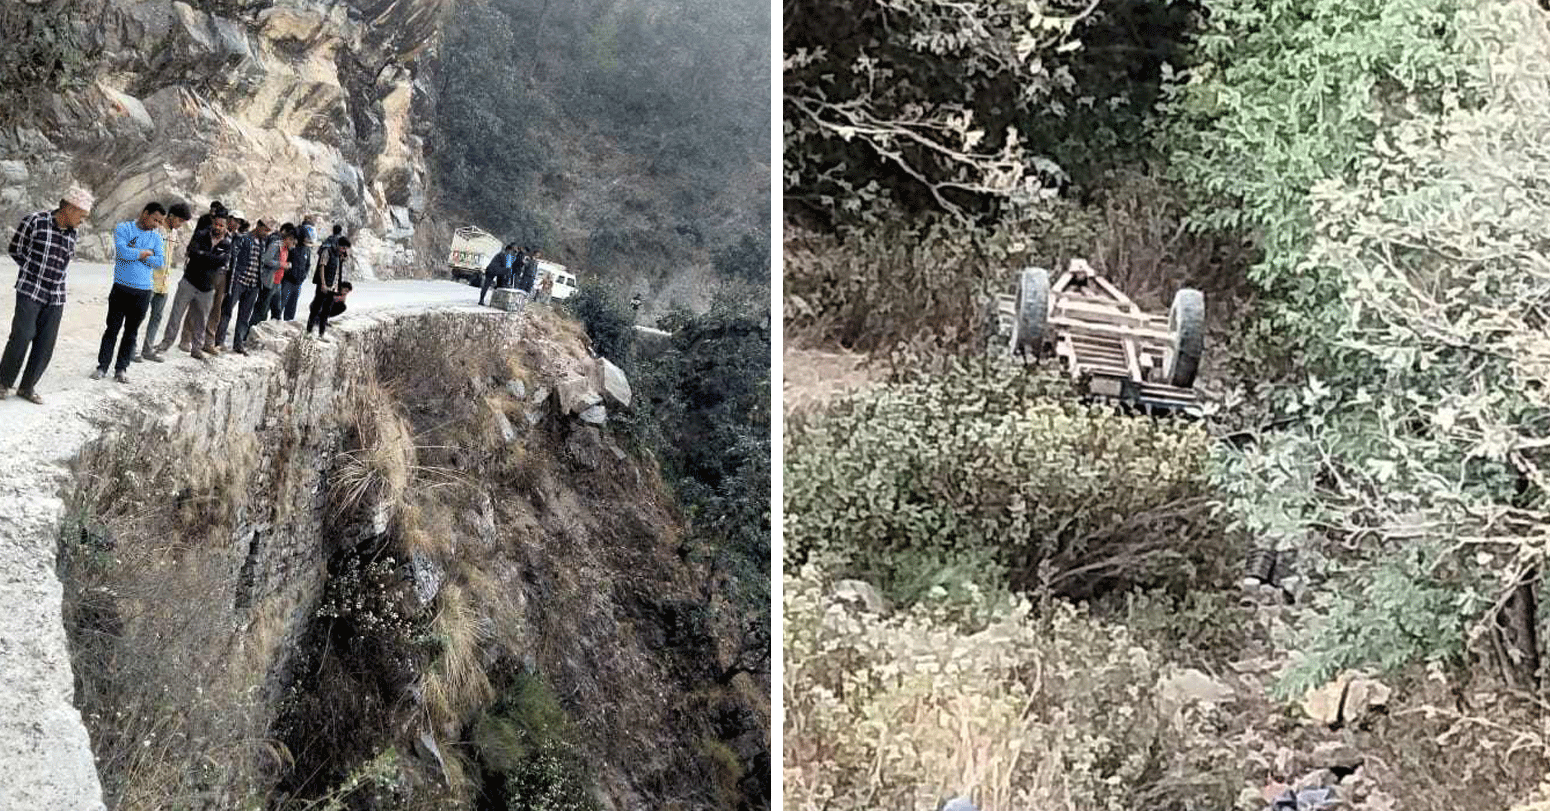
446,225,578,300
447,225,503,285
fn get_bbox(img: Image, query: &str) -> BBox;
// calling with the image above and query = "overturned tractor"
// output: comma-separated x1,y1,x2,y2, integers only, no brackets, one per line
994,259,1206,417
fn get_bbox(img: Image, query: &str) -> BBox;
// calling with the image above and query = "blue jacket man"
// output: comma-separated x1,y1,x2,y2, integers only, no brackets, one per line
93,202,166,381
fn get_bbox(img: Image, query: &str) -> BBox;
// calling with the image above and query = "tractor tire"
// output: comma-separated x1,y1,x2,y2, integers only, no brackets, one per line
1011,268,1050,356
1166,287,1205,388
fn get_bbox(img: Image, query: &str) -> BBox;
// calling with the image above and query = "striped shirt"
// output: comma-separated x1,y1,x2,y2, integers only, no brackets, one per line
7,210,78,306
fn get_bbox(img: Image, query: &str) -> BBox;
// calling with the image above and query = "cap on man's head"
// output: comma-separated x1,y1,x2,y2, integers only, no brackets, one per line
62,186,95,213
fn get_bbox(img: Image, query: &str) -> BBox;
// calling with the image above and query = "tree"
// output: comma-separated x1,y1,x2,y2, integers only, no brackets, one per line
1213,0,1550,693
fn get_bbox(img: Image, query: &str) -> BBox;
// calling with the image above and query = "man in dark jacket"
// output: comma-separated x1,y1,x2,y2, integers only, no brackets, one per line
148,212,231,361
195,213,245,354
519,249,542,292
281,226,312,320
480,243,518,306
215,219,266,352
316,224,342,276
307,238,350,339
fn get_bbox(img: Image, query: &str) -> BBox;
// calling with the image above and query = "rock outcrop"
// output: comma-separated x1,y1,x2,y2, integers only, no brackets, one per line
0,0,446,278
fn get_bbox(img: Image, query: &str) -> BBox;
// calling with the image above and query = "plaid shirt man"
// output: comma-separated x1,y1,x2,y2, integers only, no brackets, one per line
234,232,263,288
8,209,79,306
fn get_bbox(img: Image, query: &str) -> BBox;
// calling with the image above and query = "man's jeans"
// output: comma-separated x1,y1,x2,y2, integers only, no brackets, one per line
139,291,167,353
280,280,302,320
98,283,152,373
0,293,63,391
158,278,213,352
229,283,261,349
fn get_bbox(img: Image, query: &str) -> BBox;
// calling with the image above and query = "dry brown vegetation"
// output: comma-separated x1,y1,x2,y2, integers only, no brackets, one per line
59,311,767,811
61,417,279,810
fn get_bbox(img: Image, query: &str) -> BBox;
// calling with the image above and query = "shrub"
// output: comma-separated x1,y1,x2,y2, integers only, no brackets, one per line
563,282,636,363
473,672,600,811
784,364,1229,605
1210,0,1550,694
1163,0,1471,365
783,563,1240,811
783,208,1099,355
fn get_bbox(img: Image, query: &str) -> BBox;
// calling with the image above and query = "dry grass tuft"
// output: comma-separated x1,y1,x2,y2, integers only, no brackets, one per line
398,500,455,560
421,583,495,735
332,378,417,518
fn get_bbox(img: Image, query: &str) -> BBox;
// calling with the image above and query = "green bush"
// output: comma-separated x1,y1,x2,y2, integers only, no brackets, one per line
1163,0,1471,366
784,364,1229,605
473,672,600,811
1200,1,1550,693
563,282,636,363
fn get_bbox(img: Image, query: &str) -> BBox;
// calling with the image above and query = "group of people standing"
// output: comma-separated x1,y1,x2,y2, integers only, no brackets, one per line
0,188,355,404
478,242,549,306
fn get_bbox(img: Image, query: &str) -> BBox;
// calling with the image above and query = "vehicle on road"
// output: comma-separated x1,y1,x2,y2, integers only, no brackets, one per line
448,225,503,286
534,260,578,300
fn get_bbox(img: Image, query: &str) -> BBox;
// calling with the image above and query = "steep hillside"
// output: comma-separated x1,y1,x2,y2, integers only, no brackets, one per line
427,0,770,316
40,306,767,810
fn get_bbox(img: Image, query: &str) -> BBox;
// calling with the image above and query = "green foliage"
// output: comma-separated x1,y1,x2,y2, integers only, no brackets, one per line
699,736,746,810
711,234,770,285
1202,0,1550,691
1163,0,1471,364
433,0,769,282
563,282,637,363
643,297,771,569
784,364,1230,605
473,672,600,811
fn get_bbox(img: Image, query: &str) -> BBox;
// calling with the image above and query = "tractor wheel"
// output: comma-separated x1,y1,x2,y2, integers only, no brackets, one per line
1011,268,1050,356
1166,287,1205,388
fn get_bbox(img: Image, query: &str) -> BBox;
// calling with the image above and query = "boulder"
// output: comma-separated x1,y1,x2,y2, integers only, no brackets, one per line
1311,741,1363,771
1302,672,1391,727
493,410,516,443
579,404,607,425
557,376,601,415
566,425,604,469
489,288,526,312
505,379,526,400
409,550,444,607
598,357,632,408
96,82,155,133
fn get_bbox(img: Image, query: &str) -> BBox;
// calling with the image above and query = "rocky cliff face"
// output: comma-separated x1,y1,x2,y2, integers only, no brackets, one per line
0,0,445,278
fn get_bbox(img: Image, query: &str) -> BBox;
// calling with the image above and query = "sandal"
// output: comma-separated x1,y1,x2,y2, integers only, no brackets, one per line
17,390,43,405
